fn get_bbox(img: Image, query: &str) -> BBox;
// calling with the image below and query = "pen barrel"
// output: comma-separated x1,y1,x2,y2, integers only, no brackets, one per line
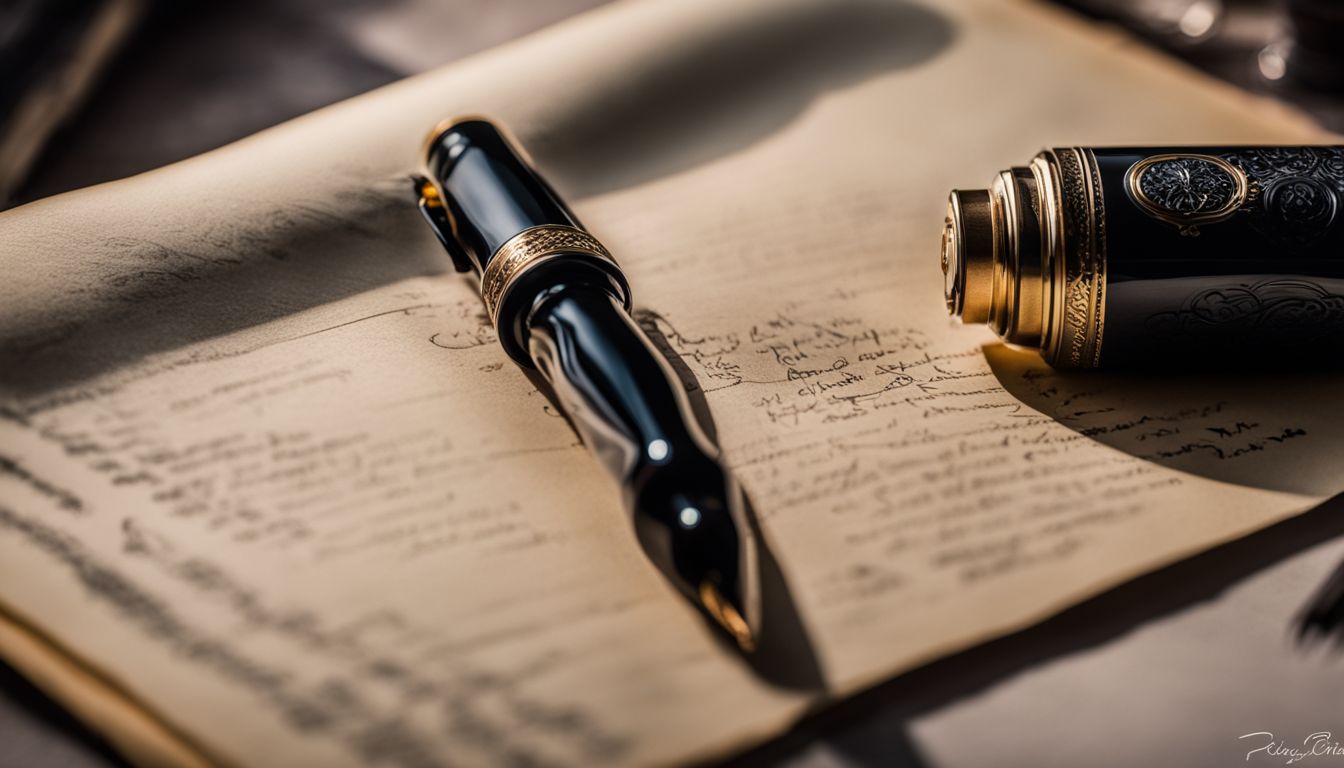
942,146,1344,367
526,283,748,606
422,118,629,363
420,117,756,642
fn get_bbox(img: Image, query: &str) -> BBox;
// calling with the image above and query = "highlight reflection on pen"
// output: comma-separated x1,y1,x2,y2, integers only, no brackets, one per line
416,117,761,652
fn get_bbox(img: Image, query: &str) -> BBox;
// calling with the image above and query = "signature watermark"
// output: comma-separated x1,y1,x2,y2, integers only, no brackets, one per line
1241,732,1344,764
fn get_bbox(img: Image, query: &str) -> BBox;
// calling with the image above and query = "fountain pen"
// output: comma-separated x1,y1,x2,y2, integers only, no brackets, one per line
415,117,759,652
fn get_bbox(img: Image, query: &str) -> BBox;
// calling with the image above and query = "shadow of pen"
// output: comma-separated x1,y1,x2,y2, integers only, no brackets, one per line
499,310,820,693
521,311,828,691
520,346,828,692
1296,553,1344,649
725,490,1344,768
636,309,826,691
735,496,829,692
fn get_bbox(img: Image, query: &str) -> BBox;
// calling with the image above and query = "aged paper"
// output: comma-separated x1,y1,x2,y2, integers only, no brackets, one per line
0,0,1339,765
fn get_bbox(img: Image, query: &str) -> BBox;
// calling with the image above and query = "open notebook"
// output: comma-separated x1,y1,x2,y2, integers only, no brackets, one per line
0,0,1339,765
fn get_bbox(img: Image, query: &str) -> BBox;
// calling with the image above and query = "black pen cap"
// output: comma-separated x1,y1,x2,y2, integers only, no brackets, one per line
420,117,631,363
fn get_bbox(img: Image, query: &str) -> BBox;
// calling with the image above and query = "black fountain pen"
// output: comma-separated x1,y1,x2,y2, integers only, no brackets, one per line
415,118,759,652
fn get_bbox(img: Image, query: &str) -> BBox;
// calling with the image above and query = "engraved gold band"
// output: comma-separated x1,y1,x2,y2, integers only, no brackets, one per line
480,225,619,325
1048,147,1106,368
942,148,1106,368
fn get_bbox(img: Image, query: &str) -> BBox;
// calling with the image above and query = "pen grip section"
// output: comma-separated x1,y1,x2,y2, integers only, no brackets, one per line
526,283,717,486
526,284,748,606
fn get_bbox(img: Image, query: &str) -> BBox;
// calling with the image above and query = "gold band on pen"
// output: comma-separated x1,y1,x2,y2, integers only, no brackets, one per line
942,147,1106,368
480,225,619,325
1051,147,1107,369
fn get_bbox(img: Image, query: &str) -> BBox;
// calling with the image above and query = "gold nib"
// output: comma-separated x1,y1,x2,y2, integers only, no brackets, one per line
419,179,443,207
699,581,756,653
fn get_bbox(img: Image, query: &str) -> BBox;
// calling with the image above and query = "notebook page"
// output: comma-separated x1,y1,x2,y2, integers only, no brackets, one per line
0,0,1336,765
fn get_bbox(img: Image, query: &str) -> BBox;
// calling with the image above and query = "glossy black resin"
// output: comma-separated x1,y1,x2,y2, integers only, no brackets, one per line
528,285,747,609
425,119,580,270
418,119,754,644
423,118,629,363
1090,146,1344,365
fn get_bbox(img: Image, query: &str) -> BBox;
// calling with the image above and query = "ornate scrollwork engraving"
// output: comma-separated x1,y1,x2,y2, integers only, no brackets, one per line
481,225,618,325
1229,147,1326,179
1222,147,1344,250
1053,148,1106,368
1146,279,1344,351
1125,154,1249,235
1139,158,1236,213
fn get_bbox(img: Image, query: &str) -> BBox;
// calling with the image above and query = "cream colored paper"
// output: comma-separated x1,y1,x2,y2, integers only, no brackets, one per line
0,0,1339,766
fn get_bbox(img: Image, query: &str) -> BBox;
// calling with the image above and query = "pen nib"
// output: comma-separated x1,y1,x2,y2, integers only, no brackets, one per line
700,580,757,653
629,451,761,655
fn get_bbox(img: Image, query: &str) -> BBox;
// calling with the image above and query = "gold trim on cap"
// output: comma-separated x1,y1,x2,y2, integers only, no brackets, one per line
1051,147,1106,368
942,148,1106,368
480,225,619,324
943,189,995,324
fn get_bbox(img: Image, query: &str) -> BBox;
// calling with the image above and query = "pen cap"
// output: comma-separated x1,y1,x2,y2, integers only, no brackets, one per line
943,145,1344,367
421,118,630,363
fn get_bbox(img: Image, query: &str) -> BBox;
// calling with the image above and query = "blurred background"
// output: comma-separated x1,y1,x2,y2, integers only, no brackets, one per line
1,0,1343,765
3,0,1344,211
1,0,610,206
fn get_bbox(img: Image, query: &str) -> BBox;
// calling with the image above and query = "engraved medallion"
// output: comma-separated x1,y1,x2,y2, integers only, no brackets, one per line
1124,153,1250,235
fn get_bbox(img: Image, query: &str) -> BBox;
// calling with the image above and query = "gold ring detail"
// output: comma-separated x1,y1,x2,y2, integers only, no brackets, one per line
480,225,618,324
1049,147,1106,368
